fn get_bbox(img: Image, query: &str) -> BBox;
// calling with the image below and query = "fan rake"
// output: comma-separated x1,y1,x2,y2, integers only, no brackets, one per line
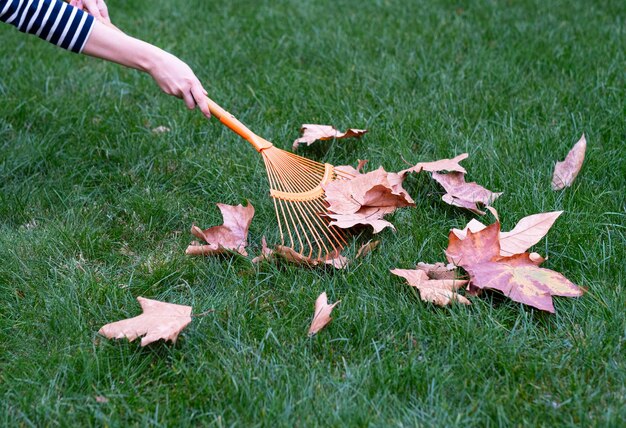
207,98,353,260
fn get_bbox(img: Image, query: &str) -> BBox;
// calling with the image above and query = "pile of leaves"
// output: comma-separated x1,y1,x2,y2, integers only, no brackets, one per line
100,128,587,344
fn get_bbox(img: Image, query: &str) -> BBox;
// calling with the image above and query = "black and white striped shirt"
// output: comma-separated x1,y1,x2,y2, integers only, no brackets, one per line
0,0,94,53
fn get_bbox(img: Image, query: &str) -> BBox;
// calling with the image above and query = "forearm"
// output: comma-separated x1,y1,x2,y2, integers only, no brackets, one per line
81,20,161,73
0,0,94,53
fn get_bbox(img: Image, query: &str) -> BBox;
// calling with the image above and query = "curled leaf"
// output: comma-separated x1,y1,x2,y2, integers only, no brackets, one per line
308,292,340,335
324,167,414,215
432,172,502,215
186,202,254,256
252,240,348,269
293,124,367,150
552,134,586,190
356,240,380,258
328,207,396,234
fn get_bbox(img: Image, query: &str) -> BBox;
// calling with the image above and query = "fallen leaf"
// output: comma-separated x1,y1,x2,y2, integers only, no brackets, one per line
465,253,585,312
251,236,273,263
308,292,340,335
356,240,380,258
324,167,415,215
328,207,396,234
432,172,502,214
252,240,348,269
552,134,586,190
451,211,562,256
95,396,109,404
98,297,192,346
186,202,254,256
293,124,367,150
529,252,546,264
451,219,487,240
445,222,501,267
416,262,459,280
499,211,563,256
400,153,469,175
391,268,470,306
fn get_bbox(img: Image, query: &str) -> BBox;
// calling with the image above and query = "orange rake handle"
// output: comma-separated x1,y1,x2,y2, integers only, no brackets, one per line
207,98,273,152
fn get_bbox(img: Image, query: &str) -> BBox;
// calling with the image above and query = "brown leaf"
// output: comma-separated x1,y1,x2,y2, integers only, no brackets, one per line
356,240,380,258
499,211,563,256
252,240,348,269
186,202,254,256
416,262,459,280
308,292,340,335
98,297,192,346
432,172,502,214
324,167,415,215
451,211,562,256
529,252,546,265
293,124,367,150
391,268,470,306
251,236,273,263
465,253,585,313
552,134,586,190
400,153,469,175
445,222,501,267
328,207,396,234
451,219,487,240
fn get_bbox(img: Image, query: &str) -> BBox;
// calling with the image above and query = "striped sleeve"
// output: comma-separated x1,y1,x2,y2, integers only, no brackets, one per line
0,0,94,53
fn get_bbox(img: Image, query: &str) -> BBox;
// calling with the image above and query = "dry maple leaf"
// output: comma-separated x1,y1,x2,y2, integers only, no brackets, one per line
451,211,563,256
356,240,380,258
416,262,459,280
327,207,396,234
465,253,584,313
98,297,192,346
186,202,254,256
499,211,563,255
400,153,469,175
446,222,501,267
251,236,274,263
308,292,340,335
432,172,502,215
324,168,414,215
293,124,367,150
552,134,586,190
252,239,348,269
391,268,470,306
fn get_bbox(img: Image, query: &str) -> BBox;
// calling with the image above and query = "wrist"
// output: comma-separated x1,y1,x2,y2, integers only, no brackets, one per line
135,43,163,74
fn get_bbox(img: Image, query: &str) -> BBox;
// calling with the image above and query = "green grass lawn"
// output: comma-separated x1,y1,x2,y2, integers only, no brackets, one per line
1,0,624,425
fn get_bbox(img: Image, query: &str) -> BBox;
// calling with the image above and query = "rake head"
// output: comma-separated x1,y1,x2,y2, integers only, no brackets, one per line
204,97,354,259
260,145,353,260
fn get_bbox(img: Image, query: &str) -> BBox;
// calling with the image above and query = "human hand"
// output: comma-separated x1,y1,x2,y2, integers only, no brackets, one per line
147,49,211,118
69,0,111,25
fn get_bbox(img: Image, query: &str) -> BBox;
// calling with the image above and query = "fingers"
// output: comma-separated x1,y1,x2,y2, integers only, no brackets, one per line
191,84,211,119
182,90,196,110
97,0,109,20
82,0,102,19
